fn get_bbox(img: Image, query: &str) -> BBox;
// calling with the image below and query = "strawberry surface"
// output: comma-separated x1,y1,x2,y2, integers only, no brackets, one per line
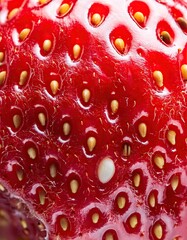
0,0,187,239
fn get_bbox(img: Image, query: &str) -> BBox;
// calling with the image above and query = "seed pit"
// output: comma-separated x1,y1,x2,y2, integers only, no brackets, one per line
88,3,109,27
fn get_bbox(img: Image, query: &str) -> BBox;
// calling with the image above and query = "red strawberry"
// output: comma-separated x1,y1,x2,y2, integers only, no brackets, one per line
1,0,187,239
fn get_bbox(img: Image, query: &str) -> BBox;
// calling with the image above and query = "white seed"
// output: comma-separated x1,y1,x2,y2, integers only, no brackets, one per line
149,192,156,208
117,196,126,209
153,223,163,239
171,175,179,191
73,44,81,60
92,213,99,224
60,217,68,231
0,71,6,85
0,52,4,62
70,179,79,194
138,122,147,138
38,113,46,127
27,147,37,160
111,100,119,114
39,190,46,205
50,80,59,95
59,3,70,16
50,164,57,178
123,143,131,157
114,38,125,53
129,215,138,228
82,89,91,103
167,130,176,145
19,28,31,41
16,169,24,181
8,8,19,20
13,114,21,129
133,173,140,187
19,71,28,85
133,11,145,23
153,70,164,87
43,39,52,52
98,157,115,184
63,122,71,136
91,13,102,26
153,155,165,169
87,136,96,152
181,64,187,80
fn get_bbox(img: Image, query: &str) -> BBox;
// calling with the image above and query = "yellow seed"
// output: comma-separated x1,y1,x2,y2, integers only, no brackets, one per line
153,223,163,239
92,213,99,224
38,113,46,127
91,13,102,26
13,114,21,129
117,196,126,209
171,175,179,191
16,169,24,181
133,173,141,187
20,219,27,229
50,80,59,95
123,143,131,157
60,217,68,231
111,100,119,114
176,17,187,29
19,28,31,41
87,136,96,152
129,215,138,228
153,155,165,169
0,52,4,62
0,184,5,192
153,70,164,87
0,71,6,85
73,44,81,60
27,147,37,160
8,8,19,20
138,122,147,138
59,3,70,16
70,179,79,194
39,190,46,205
105,233,114,240
133,11,145,23
43,39,52,52
82,89,91,103
63,122,71,136
19,71,28,85
160,31,171,44
149,192,156,208
38,0,49,4
181,64,187,80
114,38,125,53
167,130,176,145
49,164,57,178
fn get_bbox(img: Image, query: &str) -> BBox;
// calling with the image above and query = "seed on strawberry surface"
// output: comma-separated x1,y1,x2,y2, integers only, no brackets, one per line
43,39,52,52
170,174,179,191
87,136,96,152
0,71,6,85
153,154,165,169
98,157,115,184
110,100,119,114
167,130,176,145
19,70,28,85
60,216,69,231
133,172,141,188
73,44,81,60
153,222,163,239
92,212,99,224
129,214,138,229
27,147,37,160
153,70,164,88
114,38,125,54
133,12,145,24
123,143,131,157
49,163,57,178
160,31,172,44
104,232,114,240
176,17,187,30
38,0,50,5
58,3,71,16
50,80,59,95
16,169,24,181
19,28,31,41
70,179,79,194
148,191,156,208
0,52,4,62
117,195,126,209
7,8,19,20
91,13,102,26
138,122,147,138
38,112,46,127
63,122,71,136
13,114,22,129
39,189,46,205
181,64,187,80
82,89,91,103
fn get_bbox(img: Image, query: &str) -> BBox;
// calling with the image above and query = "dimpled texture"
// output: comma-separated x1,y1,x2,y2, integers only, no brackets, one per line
0,0,187,239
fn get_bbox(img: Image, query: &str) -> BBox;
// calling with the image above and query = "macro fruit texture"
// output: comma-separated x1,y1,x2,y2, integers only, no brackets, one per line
0,0,187,239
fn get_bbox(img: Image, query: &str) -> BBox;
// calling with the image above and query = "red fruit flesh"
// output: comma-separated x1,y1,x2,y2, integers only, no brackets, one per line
0,0,187,239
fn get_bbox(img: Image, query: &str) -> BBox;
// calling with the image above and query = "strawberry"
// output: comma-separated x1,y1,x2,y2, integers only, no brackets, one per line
0,0,187,239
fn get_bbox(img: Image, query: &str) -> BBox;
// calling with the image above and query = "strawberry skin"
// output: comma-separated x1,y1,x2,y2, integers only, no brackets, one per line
1,0,187,239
